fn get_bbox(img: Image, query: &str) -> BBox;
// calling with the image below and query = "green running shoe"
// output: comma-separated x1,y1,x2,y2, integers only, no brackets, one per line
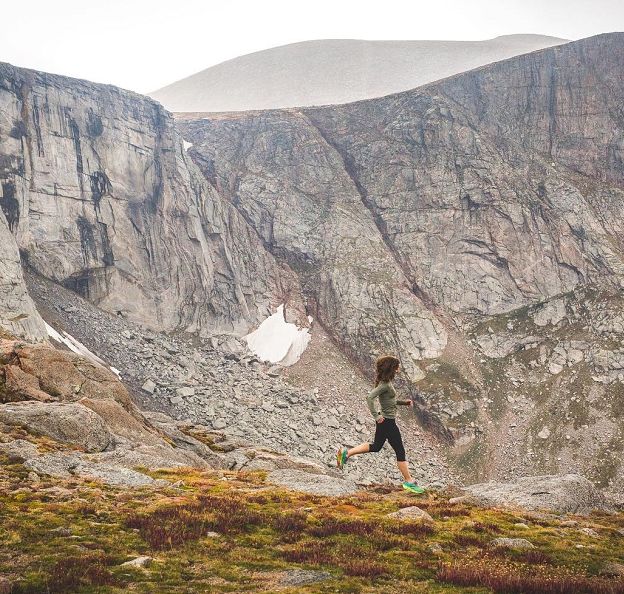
402,481,426,494
336,446,348,469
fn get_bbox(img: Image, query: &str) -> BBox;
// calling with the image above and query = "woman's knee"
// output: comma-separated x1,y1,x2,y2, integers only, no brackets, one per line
368,441,382,453
392,443,406,461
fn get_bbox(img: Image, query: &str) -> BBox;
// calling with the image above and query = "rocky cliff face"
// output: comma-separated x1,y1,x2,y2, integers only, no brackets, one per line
0,63,303,336
0,209,46,341
179,33,624,485
182,110,447,386
182,33,624,327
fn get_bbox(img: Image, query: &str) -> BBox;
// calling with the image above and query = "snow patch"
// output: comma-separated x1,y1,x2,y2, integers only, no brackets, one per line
244,305,311,366
183,140,193,151
45,322,108,368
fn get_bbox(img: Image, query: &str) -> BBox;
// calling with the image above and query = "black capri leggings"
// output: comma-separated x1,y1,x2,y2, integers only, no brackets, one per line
369,418,406,462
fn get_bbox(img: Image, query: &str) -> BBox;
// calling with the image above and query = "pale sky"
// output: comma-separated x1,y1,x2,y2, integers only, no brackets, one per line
1,0,623,93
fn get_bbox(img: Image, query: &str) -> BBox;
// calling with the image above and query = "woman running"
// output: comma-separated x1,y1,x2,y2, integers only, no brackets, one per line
336,355,425,494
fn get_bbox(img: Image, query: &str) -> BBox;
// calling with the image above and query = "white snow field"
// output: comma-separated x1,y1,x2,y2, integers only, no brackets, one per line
244,305,311,366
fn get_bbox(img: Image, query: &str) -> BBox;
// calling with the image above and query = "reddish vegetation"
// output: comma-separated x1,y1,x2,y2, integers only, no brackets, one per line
473,520,503,534
46,553,119,592
281,541,387,577
437,562,624,594
125,494,264,549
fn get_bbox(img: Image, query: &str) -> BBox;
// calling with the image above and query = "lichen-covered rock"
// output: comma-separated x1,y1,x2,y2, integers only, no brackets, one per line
0,339,132,406
267,468,358,496
24,452,165,488
0,401,112,452
0,439,39,462
121,556,153,568
461,474,607,514
387,506,434,522
1,363,52,402
490,537,535,549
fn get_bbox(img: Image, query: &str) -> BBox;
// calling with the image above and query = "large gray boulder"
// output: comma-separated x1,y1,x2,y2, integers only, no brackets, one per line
0,402,112,452
459,474,607,515
25,452,164,488
267,468,358,496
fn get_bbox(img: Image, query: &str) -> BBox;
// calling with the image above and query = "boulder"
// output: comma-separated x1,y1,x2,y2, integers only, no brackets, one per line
121,556,153,568
600,562,624,577
96,444,211,470
25,452,164,488
0,439,39,462
242,449,329,474
0,402,112,452
0,340,132,406
387,506,433,523
461,474,607,515
490,537,535,549
80,398,164,447
267,469,358,496
1,364,53,402
141,380,156,394
18,342,132,405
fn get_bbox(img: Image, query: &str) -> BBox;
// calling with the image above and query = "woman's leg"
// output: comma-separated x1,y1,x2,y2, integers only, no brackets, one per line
386,420,413,482
346,442,370,457
347,421,387,459
397,460,413,483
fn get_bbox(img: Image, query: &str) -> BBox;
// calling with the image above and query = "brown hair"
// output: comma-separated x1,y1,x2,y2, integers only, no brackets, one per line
375,355,400,386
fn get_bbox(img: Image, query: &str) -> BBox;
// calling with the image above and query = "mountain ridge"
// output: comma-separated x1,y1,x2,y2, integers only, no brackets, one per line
151,34,568,112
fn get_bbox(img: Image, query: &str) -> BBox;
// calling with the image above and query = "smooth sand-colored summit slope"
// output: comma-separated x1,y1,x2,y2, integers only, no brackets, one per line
150,35,567,112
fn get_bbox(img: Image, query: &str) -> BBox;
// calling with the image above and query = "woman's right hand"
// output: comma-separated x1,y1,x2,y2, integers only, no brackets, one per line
377,417,385,424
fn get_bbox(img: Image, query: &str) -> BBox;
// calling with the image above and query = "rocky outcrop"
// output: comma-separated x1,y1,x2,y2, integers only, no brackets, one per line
0,338,217,484
0,338,371,488
0,62,304,337
0,210,46,341
0,402,112,452
457,474,608,514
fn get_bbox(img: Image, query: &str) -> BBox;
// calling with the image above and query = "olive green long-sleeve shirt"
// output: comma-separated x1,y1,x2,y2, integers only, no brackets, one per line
366,381,411,421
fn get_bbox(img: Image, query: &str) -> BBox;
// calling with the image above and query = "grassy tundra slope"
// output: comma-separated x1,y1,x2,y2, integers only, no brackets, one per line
1,439,623,594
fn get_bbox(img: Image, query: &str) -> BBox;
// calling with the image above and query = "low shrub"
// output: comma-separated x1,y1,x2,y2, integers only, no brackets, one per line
437,561,624,594
46,552,119,592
